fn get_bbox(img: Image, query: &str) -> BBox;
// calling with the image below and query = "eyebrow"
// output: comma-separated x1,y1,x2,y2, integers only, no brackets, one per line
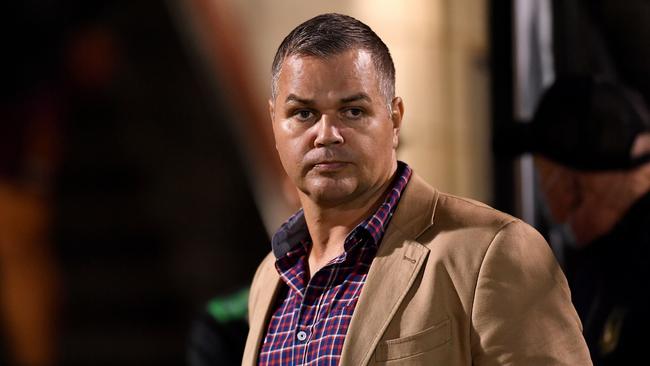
285,93,372,105
285,94,314,105
340,93,372,104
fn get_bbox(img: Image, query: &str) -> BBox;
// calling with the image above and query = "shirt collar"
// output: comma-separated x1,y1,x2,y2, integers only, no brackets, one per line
271,161,412,259
271,209,309,259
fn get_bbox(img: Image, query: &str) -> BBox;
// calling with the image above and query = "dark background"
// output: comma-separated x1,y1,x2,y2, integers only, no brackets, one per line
2,1,268,365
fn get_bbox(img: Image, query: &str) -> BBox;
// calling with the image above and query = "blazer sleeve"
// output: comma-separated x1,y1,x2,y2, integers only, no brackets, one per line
242,252,277,366
247,252,274,325
470,220,593,365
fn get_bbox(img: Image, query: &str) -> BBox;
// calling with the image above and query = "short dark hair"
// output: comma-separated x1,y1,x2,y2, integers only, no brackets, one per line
271,13,395,104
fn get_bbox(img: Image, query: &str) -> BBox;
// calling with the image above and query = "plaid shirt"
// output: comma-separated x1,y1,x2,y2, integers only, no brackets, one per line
258,162,412,366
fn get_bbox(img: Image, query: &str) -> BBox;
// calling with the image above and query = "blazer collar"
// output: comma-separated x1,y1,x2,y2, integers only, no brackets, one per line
339,173,439,365
383,173,438,241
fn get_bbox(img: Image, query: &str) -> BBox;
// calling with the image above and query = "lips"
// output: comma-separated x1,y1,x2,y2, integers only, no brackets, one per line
303,149,352,174
312,161,348,172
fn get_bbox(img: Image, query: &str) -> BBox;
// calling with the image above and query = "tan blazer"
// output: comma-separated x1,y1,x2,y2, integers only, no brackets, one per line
242,174,592,365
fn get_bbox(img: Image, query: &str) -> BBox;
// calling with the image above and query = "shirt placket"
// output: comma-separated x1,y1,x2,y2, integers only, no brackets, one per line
295,256,345,365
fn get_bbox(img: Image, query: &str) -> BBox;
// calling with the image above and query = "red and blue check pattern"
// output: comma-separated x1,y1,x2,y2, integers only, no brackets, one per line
258,162,412,366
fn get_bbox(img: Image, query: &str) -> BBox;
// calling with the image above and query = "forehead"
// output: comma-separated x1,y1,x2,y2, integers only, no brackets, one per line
276,49,381,100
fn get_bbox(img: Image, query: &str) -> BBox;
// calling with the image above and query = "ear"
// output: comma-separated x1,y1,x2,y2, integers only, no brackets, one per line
631,132,650,158
268,99,275,122
269,99,280,151
390,97,404,148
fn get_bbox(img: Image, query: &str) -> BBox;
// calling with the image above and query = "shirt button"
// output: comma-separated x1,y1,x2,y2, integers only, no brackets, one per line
296,330,308,342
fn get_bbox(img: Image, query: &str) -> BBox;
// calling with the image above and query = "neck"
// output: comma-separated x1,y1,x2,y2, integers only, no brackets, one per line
299,167,397,274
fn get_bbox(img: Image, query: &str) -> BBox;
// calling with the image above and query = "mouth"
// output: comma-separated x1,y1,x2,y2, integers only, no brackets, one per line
311,161,349,172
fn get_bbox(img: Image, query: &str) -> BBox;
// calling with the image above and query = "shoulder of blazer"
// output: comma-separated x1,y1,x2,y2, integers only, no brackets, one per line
433,191,518,232
388,173,517,245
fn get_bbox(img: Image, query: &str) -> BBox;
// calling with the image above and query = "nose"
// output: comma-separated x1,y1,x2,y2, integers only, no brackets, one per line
314,114,344,147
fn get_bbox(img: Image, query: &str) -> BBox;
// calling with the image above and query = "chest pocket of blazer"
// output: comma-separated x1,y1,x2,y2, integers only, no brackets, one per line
375,317,451,362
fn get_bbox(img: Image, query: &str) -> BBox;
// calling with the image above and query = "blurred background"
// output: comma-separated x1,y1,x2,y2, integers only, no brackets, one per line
1,0,648,365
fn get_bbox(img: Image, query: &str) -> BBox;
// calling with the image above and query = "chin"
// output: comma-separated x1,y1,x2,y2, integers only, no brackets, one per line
302,178,358,206
310,192,353,207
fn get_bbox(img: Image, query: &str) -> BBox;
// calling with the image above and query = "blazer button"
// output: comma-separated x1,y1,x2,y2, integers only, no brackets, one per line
297,330,308,342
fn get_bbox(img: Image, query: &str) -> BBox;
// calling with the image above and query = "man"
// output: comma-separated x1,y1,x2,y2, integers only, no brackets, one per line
243,13,591,365
527,76,650,365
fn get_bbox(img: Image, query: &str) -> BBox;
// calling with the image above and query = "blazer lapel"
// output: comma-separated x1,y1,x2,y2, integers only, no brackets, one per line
339,174,439,365
340,236,429,365
242,262,281,366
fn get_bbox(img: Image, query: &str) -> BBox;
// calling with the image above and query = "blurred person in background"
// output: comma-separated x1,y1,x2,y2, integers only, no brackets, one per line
526,75,650,365
524,1,650,363
242,13,590,365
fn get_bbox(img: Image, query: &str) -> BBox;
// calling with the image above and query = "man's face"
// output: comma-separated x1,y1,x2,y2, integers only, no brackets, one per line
270,49,403,207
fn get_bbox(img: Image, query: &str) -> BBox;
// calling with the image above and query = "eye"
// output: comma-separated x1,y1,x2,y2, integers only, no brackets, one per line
343,108,364,119
293,109,315,122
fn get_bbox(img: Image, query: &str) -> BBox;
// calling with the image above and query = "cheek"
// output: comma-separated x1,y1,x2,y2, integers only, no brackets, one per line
542,179,576,221
357,127,394,157
275,133,309,173
274,121,297,149
276,141,298,166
